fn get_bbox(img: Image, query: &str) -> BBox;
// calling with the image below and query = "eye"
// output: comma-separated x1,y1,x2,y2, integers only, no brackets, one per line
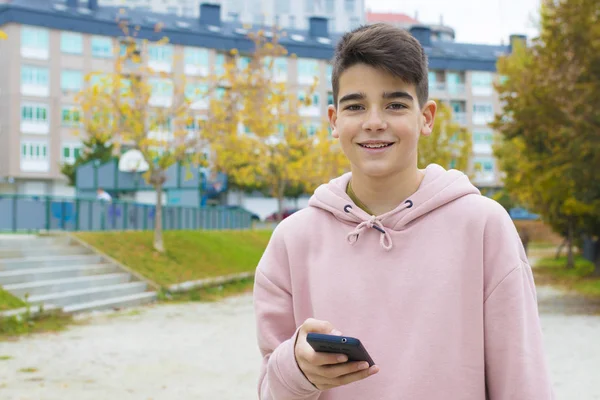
388,103,407,110
345,104,364,111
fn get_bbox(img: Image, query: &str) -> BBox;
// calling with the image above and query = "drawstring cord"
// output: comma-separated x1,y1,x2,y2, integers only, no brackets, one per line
343,200,413,251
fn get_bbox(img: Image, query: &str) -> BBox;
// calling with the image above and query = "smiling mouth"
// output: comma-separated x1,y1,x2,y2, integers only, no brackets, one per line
358,143,394,149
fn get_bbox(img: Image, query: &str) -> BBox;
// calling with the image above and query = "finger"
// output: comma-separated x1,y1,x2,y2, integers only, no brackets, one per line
331,365,380,386
304,350,349,367
318,361,371,380
300,318,341,335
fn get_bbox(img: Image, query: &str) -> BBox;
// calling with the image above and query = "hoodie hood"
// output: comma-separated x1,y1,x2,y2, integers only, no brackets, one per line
308,164,480,251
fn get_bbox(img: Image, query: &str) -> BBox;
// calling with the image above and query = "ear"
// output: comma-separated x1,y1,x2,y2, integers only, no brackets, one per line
420,100,437,137
328,104,339,138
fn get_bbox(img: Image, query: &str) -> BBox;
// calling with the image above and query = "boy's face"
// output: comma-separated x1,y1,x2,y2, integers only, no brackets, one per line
328,63,436,179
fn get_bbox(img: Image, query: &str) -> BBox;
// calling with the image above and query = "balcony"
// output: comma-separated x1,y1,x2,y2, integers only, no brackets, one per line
149,95,173,108
184,64,209,77
447,83,466,96
21,159,49,172
21,121,49,135
429,82,446,93
21,84,49,97
21,47,49,60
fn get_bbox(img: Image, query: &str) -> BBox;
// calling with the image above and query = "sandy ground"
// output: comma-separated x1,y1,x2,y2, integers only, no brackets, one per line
1,284,599,399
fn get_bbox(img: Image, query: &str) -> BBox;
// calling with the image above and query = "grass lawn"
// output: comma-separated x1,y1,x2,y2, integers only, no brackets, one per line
0,311,73,341
0,289,26,312
74,230,273,287
534,255,600,297
164,276,255,303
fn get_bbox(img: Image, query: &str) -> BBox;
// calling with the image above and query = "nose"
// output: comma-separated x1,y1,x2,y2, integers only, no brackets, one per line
362,109,387,132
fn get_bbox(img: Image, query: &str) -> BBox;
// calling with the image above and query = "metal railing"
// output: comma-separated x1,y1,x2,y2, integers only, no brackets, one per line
0,195,254,232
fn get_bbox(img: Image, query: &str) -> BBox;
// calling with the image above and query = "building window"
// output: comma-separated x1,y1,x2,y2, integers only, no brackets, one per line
471,72,494,96
21,66,49,96
21,26,49,59
474,157,495,173
344,0,355,13
326,64,333,86
473,130,494,144
61,32,83,54
215,53,226,75
349,17,360,29
22,26,49,49
21,141,48,160
327,92,334,105
91,36,113,58
184,47,209,76
148,44,173,63
297,58,319,85
185,47,209,66
21,103,49,123
62,143,82,164
472,103,495,125
289,15,296,29
61,70,83,93
61,106,82,126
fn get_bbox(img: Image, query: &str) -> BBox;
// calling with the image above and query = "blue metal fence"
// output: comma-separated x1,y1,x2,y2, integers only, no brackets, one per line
0,195,254,232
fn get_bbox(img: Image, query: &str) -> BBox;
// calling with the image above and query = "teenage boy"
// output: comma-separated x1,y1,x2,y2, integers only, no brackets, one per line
253,23,555,400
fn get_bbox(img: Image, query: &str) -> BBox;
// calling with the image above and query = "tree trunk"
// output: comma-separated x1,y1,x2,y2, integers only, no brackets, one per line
592,239,600,277
277,182,286,223
555,238,566,260
154,184,165,253
566,218,574,269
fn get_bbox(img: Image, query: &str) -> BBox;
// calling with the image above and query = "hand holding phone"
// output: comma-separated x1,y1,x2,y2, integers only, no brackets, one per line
294,318,380,391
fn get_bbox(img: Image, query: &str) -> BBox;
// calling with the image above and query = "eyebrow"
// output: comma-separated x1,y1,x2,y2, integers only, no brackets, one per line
338,91,414,104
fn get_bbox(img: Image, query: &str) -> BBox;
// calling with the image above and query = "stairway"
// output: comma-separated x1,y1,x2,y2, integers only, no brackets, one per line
0,235,157,314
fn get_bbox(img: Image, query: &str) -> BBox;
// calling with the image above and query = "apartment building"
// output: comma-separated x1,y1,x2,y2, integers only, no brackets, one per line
97,0,366,33
0,0,521,198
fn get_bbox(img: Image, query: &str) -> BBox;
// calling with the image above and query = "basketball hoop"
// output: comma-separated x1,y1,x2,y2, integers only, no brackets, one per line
118,149,149,173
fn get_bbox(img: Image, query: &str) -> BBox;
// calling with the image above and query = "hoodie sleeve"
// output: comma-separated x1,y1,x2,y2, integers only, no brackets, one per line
253,225,322,400
482,203,555,399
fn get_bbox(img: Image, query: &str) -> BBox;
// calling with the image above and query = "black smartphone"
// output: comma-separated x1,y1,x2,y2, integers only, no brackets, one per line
306,333,375,367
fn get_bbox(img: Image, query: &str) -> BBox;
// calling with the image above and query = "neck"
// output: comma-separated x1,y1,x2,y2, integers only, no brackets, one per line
350,167,425,216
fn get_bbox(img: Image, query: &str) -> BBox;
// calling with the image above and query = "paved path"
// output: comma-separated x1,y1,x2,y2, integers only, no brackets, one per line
1,263,600,399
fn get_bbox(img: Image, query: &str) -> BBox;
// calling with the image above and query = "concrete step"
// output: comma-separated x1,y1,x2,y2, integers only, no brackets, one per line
0,236,70,249
0,264,119,285
0,245,91,259
63,291,157,314
0,254,103,270
3,273,132,298
28,282,148,307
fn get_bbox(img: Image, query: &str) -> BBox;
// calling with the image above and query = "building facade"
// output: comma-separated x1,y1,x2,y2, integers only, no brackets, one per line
0,0,520,206
96,0,366,33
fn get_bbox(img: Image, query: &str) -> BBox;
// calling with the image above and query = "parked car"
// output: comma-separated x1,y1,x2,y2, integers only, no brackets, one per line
265,208,300,222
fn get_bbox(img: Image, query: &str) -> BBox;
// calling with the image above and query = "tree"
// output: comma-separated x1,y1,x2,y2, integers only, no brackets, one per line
492,0,600,272
76,18,208,252
418,101,472,173
205,29,348,222
60,130,115,186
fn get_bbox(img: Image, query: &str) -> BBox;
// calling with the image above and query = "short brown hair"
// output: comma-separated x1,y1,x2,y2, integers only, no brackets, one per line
331,23,429,108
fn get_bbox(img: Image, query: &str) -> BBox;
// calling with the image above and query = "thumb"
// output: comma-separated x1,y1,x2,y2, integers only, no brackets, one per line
301,318,342,336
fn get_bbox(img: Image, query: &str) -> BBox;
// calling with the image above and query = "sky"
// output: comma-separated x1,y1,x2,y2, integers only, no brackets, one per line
364,0,542,45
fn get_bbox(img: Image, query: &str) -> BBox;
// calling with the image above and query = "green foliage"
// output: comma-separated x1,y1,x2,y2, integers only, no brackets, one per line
60,135,115,186
418,101,472,174
492,0,600,270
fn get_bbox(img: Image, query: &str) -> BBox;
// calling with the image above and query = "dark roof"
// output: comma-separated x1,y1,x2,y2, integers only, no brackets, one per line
0,0,509,71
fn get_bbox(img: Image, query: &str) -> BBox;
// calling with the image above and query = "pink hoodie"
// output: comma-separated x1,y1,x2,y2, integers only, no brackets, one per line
254,164,555,399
